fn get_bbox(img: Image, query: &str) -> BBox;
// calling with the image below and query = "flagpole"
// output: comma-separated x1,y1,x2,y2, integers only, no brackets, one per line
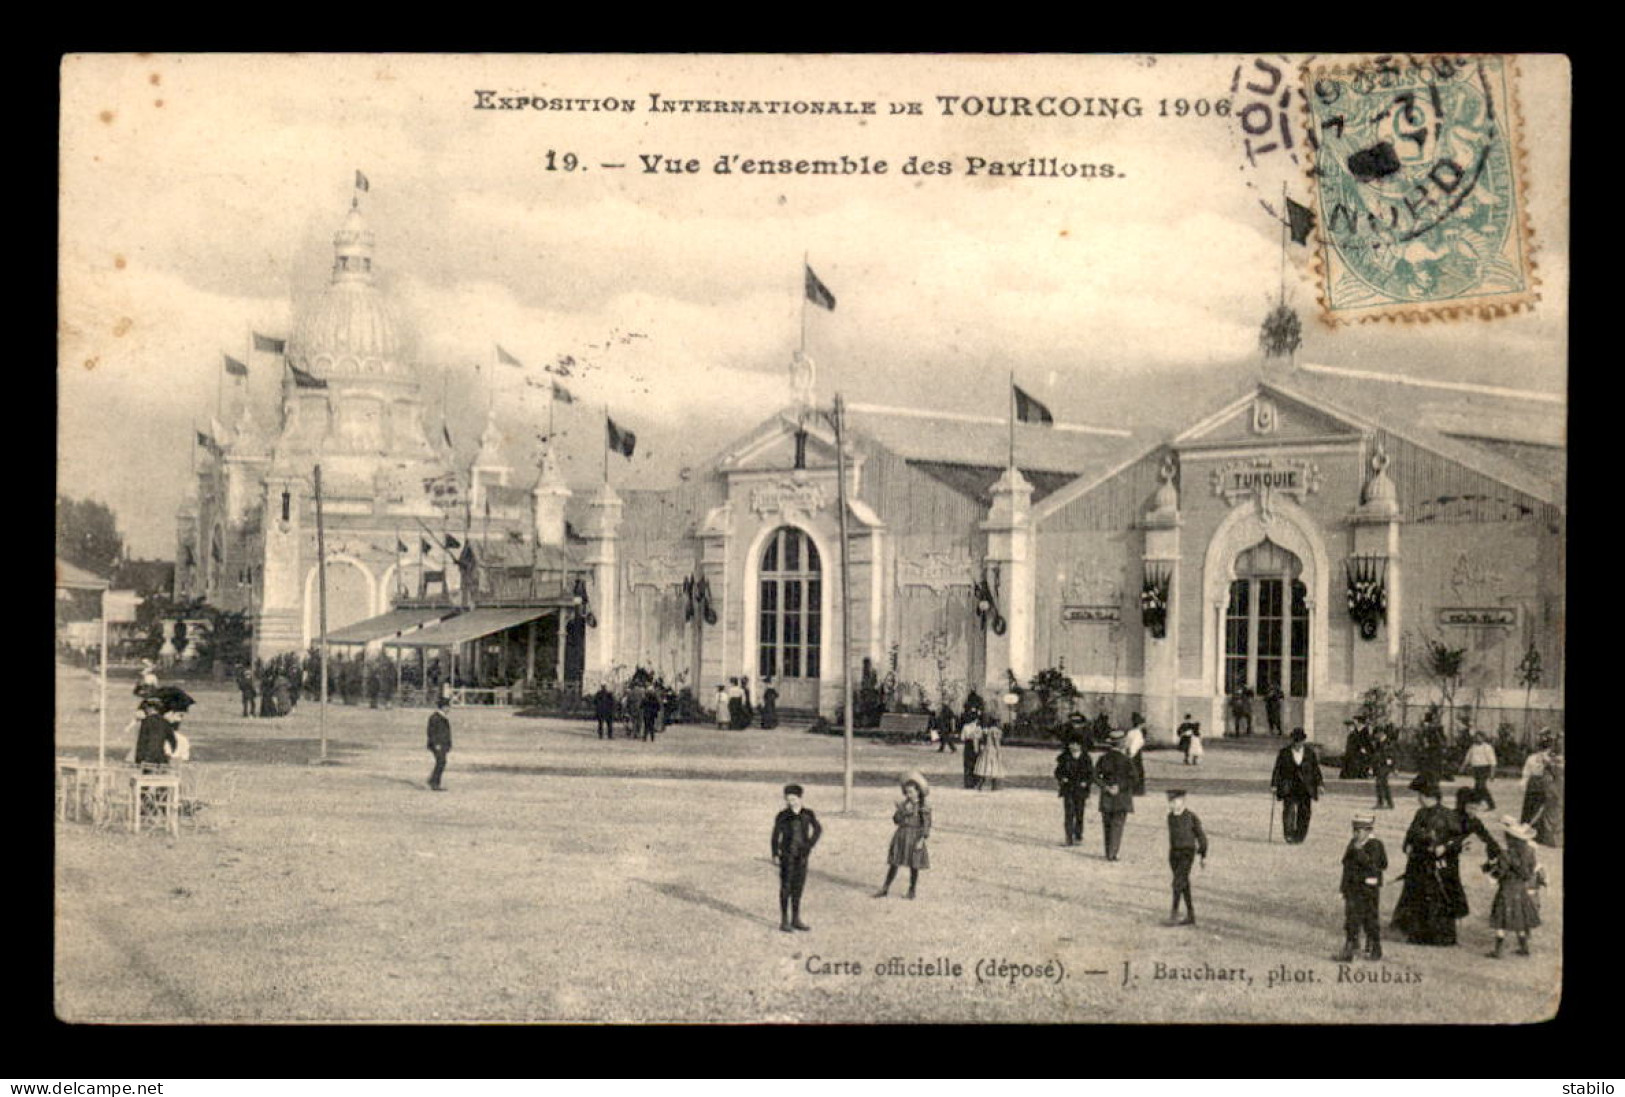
800,252,808,356
1280,180,1289,310
1008,370,1016,473
833,392,855,814
216,353,224,419
603,405,610,484
314,464,330,765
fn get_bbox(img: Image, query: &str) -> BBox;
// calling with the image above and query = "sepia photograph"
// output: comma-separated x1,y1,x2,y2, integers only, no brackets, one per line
55,53,1567,1023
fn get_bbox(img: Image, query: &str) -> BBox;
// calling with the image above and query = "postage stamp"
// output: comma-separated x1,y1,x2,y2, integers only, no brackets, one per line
1303,54,1538,323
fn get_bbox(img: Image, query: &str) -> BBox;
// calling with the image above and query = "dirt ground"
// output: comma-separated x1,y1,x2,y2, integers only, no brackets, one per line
53,665,1561,1023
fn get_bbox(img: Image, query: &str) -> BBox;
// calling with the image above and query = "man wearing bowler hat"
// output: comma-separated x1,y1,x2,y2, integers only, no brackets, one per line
425,693,453,791
1271,728,1324,843
1054,734,1093,847
1095,731,1136,861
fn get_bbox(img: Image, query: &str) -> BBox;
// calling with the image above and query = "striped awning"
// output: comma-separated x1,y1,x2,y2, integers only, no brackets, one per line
323,607,459,645
383,606,562,649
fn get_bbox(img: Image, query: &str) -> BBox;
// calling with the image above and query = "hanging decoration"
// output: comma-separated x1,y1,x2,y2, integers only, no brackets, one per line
684,573,718,626
1345,555,1388,640
1141,561,1172,638
974,567,1006,636
572,575,598,629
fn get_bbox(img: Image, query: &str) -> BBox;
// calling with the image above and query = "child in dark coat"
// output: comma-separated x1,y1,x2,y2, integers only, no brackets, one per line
1337,813,1388,961
771,784,823,932
1487,817,1546,958
1164,790,1207,925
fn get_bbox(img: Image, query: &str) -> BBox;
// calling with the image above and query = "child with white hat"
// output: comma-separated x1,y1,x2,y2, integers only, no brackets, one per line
1487,816,1546,958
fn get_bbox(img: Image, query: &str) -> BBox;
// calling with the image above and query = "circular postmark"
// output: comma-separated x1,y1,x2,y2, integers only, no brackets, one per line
1305,54,1534,320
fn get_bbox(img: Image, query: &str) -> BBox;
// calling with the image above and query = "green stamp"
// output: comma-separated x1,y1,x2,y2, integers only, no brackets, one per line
1304,55,1537,322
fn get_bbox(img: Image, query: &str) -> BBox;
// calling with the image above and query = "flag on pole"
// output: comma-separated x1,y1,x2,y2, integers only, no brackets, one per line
445,533,461,550
606,416,637,458
496,345,524,368
396,539,409,554
1286,198,1317,246
355,170,370,193
1013,383,1054,426
805,265,837,311
223,354,249,377
421,538,433,555
287,362,328,389
252,332,286,355
552,379,575,405
442,421,454,448
195,429,222,457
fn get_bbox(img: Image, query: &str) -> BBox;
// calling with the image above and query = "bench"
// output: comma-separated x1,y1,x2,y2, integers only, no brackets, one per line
877,712,932,743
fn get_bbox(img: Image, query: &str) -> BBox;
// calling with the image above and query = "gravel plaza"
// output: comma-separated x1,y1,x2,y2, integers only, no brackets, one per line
54,668,1561,1024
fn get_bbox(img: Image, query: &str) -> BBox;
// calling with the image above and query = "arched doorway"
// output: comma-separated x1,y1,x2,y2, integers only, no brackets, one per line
303,557,375,648
1223,539,1309,735
756,525,822,711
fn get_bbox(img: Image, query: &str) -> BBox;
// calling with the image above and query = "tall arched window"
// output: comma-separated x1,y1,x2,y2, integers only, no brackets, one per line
1224,539,1309,699
759,527,822,684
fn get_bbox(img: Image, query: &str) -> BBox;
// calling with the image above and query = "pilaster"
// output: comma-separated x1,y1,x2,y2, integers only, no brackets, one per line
980,467,1035,701
579,482,624,685
1141,456,1182,740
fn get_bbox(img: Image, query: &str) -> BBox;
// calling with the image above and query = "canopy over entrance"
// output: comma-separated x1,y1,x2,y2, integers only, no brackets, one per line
384,605,569,649
324,607,459,646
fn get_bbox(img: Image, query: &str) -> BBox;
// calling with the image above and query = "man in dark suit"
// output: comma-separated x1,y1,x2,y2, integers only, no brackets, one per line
770,784,823,932
592,684,616,740
1265,684,1285,736
426,695,453,791
640,688,662,742
1095,731,1137,861
235,664,257,718
1271,728,1324,843
1336,813,1388,961
1054,736,1094,846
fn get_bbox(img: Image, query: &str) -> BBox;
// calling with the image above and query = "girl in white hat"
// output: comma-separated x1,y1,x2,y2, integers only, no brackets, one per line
1486,816,1546,958
874,773,932,899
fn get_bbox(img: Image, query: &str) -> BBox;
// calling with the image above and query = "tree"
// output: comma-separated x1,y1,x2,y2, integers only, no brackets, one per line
1423,637,1467,742
56,495,125,576
1516,643,1544,739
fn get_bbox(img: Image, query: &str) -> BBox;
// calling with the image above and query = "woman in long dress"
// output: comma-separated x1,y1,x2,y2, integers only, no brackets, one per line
972,717,1005,791
1390,778,1460,945
1442,787,1502,931
1487,818,1546,958
1534,749,1564,849
873,773,931,899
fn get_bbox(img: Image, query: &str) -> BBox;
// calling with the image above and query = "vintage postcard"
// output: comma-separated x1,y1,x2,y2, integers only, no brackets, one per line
56,53,1568,1023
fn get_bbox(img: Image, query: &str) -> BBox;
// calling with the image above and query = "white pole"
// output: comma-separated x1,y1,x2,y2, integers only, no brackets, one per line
315,465,330,763
98,587,108,767
834,393,855,813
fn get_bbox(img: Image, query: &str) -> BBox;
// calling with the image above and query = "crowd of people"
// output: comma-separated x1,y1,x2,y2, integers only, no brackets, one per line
108,661,1564,963
765,686,1561,962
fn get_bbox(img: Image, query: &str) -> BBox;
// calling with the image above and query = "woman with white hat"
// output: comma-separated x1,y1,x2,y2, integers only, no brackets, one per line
1486,816,1546,958
873,772,932,899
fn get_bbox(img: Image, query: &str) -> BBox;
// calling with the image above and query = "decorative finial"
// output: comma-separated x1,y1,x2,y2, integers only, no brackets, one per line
1260,304,1303,360
1361,439,1399,513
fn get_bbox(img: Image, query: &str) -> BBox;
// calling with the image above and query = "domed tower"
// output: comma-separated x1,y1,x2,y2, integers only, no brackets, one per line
271,195,440,487
253,186,458,657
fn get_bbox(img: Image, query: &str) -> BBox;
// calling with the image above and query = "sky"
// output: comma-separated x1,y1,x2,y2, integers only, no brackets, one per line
58,54,1570,558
